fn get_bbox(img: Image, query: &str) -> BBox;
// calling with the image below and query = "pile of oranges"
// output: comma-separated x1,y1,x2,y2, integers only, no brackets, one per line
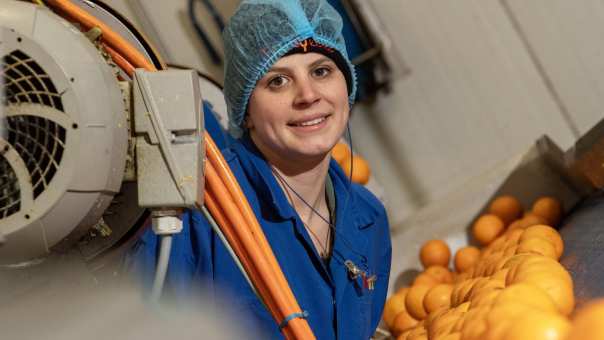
331,142,371,185
382,194,604,340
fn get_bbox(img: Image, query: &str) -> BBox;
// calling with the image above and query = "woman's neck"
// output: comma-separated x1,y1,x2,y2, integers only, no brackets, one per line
272,159,330,213
249,133,331,221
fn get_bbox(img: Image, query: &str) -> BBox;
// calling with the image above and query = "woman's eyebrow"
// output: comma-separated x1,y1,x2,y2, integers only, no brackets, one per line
309,57,333,68
266,66,291,74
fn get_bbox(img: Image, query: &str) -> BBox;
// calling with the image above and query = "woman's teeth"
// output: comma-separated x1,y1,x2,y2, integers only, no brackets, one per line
295,116,326,127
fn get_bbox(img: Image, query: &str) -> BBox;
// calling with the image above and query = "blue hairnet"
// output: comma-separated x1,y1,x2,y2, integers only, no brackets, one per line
223,0,357,137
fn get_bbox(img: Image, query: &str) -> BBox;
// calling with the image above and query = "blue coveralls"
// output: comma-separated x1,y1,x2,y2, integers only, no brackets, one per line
130,105,392,339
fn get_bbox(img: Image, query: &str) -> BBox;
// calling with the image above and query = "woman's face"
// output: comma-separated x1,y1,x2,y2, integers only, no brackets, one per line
247,52,349,167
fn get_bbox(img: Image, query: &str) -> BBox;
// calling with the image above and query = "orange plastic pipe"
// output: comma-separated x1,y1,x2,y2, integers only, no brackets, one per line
205,163,300,339
45,0,157,71
205,137,306,313
104,43,135,76
206,160,311,339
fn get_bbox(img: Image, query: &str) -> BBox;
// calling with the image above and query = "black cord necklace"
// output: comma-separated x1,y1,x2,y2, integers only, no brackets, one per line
271,168,332,259
270,164,366,263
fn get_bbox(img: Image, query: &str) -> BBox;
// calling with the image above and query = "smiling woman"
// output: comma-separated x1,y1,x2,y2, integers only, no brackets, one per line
129,1,391,339
247,53,349,171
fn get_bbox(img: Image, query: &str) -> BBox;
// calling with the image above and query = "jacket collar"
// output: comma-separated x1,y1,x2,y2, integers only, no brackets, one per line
231,134,298,221
231,135,375,297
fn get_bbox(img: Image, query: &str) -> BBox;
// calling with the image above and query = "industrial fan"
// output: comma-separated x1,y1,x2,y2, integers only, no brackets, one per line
0,0,204,266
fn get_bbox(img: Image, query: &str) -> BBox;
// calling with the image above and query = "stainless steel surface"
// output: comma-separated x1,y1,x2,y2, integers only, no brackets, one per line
560,191,604,309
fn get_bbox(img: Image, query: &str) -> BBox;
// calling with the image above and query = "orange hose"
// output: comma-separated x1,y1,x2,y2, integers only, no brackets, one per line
205,136,311,330
44,1,315,338
104,43,135,76
203,190,276,313
204,165,289,335
46,0,157,72
206,157,309,339
206,141,314,339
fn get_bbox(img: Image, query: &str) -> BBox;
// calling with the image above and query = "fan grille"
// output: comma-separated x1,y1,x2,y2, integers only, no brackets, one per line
7,115,66,199
0,156,20,219
2,49,64,111
1,49,67,204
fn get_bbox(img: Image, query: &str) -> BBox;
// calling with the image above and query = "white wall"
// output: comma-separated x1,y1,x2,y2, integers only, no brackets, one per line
100,0,604,227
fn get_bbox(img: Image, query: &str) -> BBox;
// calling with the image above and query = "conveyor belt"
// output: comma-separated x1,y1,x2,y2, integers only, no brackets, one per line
560,190,604,309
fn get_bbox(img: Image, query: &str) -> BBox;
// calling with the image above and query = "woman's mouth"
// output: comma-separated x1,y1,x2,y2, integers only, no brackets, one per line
288,114,331,127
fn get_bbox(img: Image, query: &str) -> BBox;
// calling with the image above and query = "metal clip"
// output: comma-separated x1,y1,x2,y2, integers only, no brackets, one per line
344,260,361,279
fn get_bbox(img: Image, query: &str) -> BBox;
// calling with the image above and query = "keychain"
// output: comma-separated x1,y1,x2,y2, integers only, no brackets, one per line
345,260,377,291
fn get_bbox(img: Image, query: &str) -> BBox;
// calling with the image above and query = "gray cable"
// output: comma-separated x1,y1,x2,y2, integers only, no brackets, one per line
200,205,260,299
151,235,172,302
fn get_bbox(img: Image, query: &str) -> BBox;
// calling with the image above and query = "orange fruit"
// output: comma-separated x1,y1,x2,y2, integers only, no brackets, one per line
566,298,604,340
488,195,523,226
486,302,534,326
509,271,575,316
501,253,540,272
406,284,432,320
492,268,509,282
484,321,514,340
455,301,471,313
473,214,505,246
532,196,562,226
383,287,410,328
474,252,505,277
454,246,480,273
506,255,572,285
470,287,502,309
397,330,412,340
424,265,454,283
483,240,504,260
452,315,466,333
341,154,371,185
450,278,480,307
516,236,558,259
423,283,453,313
494,283,558,313
503,244,518,257
391,310,419,336
460,306,489,340
483,252,510,276
467,278,505,299
419,240,451,268
439,332,461,340
425,307,449,329
413,273,439,287
504,227,524,242
427,309,462,339
500,309,570,340
508,213,548,231
331,142,351,165
453,271,470,283
406,324,428,340
520,225,564,259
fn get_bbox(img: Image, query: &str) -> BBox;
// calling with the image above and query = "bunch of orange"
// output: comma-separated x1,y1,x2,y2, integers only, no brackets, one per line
331,142,371,185
383,194,577,340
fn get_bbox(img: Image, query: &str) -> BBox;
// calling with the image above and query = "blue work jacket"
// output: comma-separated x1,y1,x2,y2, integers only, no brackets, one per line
130,133,391,339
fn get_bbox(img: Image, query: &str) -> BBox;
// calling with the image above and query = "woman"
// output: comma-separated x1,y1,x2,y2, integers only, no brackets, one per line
131,0,391,338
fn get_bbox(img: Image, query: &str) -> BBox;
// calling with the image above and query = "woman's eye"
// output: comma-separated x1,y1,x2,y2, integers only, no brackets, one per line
268,75,288,88
313,66,331,78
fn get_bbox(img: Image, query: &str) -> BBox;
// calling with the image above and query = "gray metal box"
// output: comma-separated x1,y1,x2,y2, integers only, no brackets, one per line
133,69,204,209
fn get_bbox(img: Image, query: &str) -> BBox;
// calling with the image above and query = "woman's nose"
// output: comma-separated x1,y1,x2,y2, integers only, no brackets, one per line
293,77,320,107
